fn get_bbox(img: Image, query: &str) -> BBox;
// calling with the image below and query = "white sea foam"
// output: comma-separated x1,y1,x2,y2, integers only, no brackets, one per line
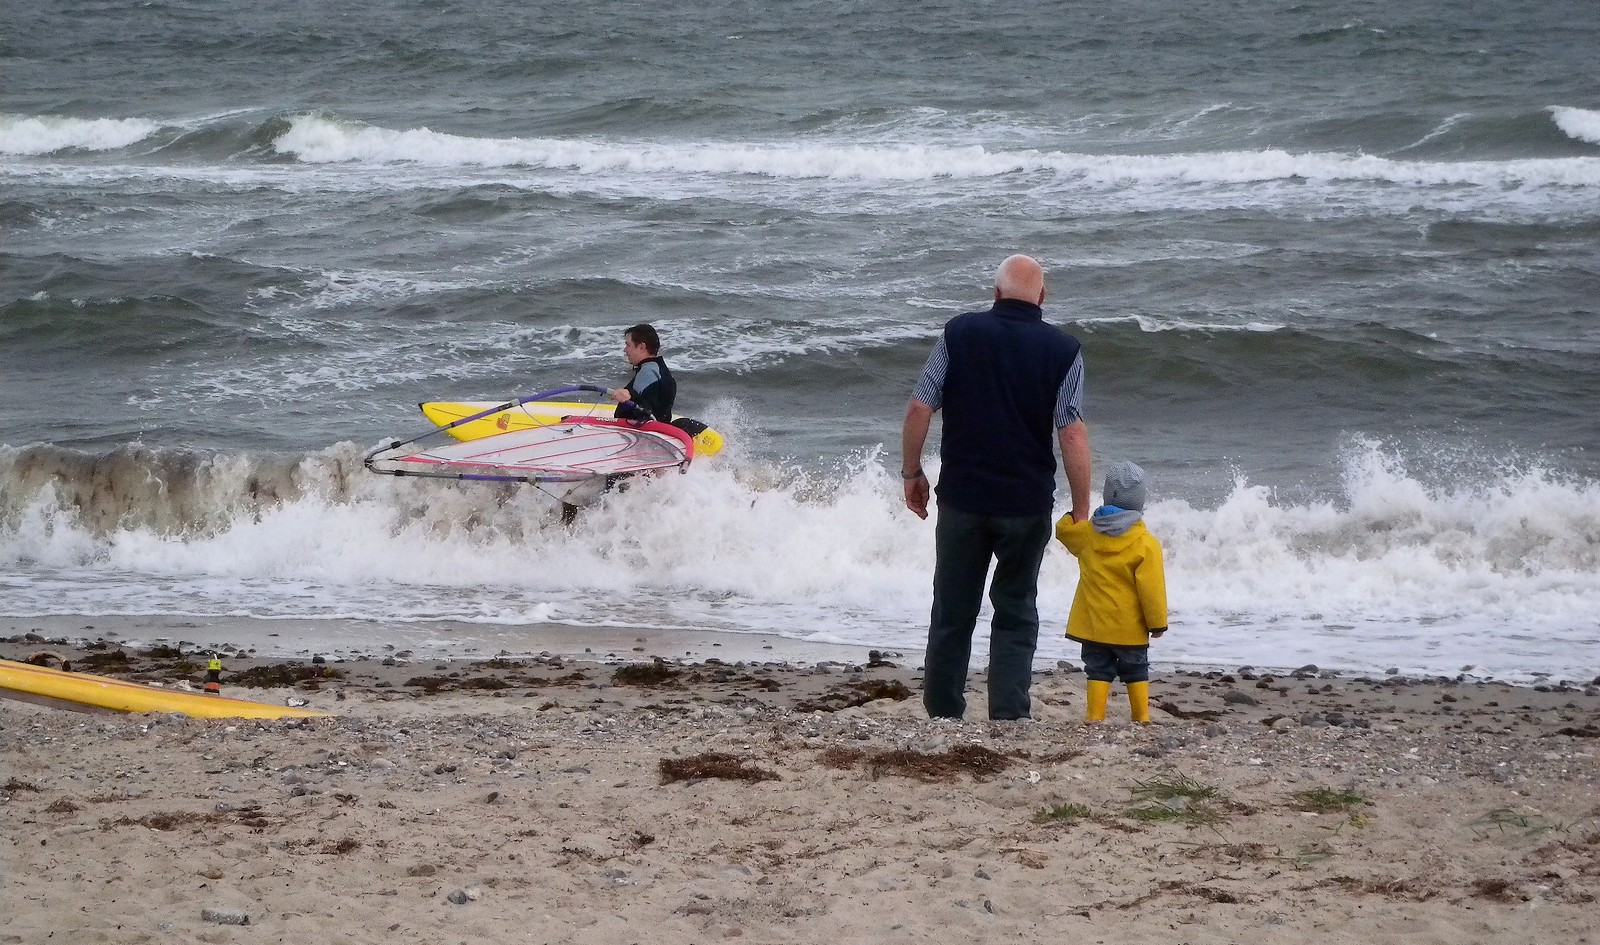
269,114,1600,190
1075,314,1284,333
8,117,1595,229
501,314,934,373
1550,106,1600,146
1391,112,1472,154
2,439,1597,679
263,266,491,314
127,304,941,410
0,114,162,155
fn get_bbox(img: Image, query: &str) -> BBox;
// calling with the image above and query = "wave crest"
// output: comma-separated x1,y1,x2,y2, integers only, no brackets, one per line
1550,106,1600,146
0,113,163,155
266,113,1600,189
3,438,1598,677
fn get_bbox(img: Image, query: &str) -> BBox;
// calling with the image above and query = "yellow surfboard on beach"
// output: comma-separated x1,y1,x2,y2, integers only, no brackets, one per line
0,658,328,720
420,400,725,457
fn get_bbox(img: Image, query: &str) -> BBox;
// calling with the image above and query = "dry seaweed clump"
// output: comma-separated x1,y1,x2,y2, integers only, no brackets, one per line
1469,878,1523,902
1322,876,1437,902
660,752,780,785
794,679,914,713
614,660,683,687
819,744,1013,782
100,812,191,831
230,663,344,689
403,675,513,694
77,649,131,670
817,747,868,769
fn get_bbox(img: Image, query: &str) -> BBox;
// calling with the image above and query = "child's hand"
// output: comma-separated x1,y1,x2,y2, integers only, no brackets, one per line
1149,627,1166,638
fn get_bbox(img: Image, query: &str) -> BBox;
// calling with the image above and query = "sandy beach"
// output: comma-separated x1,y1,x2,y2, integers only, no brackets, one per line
3,621,1599,945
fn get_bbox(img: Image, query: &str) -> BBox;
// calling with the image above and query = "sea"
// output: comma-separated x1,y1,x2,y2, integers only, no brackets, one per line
4,0,1599,682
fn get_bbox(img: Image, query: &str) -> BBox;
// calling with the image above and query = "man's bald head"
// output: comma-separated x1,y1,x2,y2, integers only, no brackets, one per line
994,254,1046,305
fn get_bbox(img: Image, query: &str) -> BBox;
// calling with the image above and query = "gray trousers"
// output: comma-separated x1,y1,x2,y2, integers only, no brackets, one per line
922,505,1052,720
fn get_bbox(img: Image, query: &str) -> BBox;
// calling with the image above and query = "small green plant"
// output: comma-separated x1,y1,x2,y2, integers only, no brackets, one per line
1127,800,1223,827
1126,772,1225,831
1130,772,1220,804
1291,787,1367,813
1033,803,1092,825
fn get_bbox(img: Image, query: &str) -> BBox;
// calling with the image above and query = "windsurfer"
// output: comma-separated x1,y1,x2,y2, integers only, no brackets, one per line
558,325,679,525
609,323,677,423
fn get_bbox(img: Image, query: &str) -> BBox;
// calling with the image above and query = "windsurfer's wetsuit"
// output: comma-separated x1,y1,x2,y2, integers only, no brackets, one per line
615,355,676,423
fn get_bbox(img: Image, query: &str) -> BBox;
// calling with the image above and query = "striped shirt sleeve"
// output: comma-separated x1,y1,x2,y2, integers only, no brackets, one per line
1053,351,1085,428
911,336,948,410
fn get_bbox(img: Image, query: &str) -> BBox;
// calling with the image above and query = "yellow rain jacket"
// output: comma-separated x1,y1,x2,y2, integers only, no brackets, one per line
1055,514,1168,646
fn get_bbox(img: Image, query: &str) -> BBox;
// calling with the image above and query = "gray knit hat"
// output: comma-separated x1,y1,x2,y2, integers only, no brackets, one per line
1103,461,1147,512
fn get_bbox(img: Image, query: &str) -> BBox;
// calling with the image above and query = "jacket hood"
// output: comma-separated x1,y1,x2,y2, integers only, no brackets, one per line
1091,504,1144,537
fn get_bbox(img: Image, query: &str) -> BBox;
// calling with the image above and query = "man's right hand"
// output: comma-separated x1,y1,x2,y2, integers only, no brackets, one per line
900,399,935,521
903,472,929,520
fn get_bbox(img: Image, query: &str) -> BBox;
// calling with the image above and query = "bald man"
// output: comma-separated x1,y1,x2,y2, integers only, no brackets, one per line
900,254,1090,721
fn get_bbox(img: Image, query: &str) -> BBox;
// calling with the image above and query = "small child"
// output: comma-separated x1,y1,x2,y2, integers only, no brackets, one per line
1054,461,1169,723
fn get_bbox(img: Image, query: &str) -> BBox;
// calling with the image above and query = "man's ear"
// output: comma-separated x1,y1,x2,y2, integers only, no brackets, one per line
993,287,1003,302
1038,287,1047,306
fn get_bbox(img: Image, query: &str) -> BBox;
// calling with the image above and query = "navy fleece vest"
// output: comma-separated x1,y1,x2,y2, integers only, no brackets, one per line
615,356,676,422
936,299,1081,517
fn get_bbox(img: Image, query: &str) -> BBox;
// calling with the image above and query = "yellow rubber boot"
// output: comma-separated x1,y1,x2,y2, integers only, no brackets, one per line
1085,679,1110,722
1128,680,1150,723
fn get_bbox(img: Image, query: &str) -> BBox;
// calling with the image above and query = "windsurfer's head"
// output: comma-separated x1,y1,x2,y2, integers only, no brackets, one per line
993,254,1046,306
623,323,661,364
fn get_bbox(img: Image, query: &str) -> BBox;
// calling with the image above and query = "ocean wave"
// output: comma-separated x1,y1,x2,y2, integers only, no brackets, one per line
1075,314,1284,333
0,440,923,614
2,438,1597,676
3,440,1596,605
124,313,933,407
267,114,1600,189
250,265,492,315
1550,106,1600,146
0,286,251,360
0,114,163,155
8,111,1596,221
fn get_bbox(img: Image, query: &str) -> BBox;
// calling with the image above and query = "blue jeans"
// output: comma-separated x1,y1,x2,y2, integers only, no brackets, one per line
923,505,1052,720
1080,641,1150,683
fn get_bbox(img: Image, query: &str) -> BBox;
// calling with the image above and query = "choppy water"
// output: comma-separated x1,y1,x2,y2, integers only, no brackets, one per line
3,0,1599,680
